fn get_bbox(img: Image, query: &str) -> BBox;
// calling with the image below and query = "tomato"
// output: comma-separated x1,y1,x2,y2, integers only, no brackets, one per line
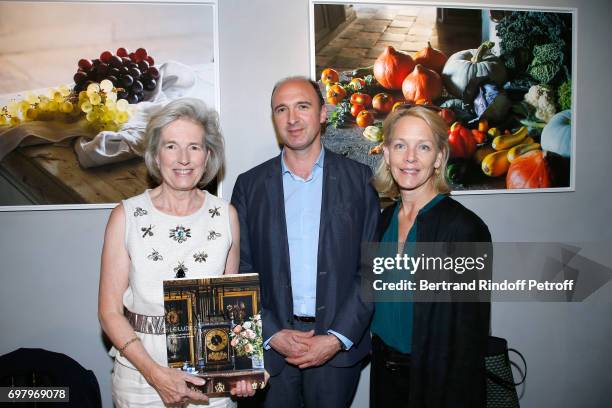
326,84,346,105
356,110,375,127
350,93,372,107
321,68,340,85
372,93,395,114
349,77,366,91
351,103,365,117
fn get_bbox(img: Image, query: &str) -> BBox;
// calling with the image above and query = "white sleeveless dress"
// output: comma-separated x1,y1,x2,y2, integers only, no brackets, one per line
111,190,236,408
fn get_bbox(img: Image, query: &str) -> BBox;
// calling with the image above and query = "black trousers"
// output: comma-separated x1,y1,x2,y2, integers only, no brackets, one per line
370,334,411,408
261,320,362,408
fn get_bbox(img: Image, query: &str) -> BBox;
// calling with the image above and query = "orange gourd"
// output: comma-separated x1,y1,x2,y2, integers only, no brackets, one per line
401,64,443,103
373,46,415,90
506,150,552,189
413,42,448,74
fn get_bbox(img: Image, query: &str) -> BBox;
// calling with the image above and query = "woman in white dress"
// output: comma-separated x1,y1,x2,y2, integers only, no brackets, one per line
98,98,254,407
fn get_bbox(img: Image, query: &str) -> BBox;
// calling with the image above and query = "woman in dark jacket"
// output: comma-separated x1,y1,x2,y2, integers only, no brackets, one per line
370,106,491,408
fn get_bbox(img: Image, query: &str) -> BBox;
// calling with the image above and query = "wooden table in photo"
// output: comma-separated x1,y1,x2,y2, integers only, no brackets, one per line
0,143,150,205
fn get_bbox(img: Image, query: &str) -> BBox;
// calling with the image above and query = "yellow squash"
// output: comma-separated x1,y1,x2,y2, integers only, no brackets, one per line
507,143,541,162
482,150,510,177
492,127,528,150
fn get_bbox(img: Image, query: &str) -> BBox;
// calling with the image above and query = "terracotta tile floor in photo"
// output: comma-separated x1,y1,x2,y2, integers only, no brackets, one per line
316,5,482,75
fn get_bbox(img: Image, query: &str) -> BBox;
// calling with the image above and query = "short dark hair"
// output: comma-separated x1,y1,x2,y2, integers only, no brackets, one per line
270,76,325,110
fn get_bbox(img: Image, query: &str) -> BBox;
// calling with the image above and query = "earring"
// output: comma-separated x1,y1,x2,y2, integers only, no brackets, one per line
434,167,440,176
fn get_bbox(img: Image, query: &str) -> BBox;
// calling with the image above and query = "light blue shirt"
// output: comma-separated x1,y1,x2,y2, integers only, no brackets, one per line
263,147,352,351
282,147,324,318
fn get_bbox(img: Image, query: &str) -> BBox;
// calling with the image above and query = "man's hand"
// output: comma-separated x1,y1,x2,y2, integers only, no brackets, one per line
285,335,341,369
269,329,314,358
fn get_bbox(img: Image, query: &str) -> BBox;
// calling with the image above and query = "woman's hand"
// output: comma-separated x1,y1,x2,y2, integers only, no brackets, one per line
146,365,208,405
230,380,255,398
230,370,270,398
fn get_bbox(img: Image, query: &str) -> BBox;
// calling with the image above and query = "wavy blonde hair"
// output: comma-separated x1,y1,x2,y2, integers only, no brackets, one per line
372,106,450,199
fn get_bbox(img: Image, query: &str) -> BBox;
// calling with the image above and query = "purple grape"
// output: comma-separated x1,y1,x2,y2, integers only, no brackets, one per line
109,55,123,68
127,93,139,104
121,75,134,88
74,71,87,83
138,60,150,72
144,79,157,91
131,80,143,93
95,62,109,75
128,67,141,79
148,66,160,80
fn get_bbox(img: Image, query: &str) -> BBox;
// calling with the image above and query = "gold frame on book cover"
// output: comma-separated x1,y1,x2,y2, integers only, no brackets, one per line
218,290,259,322
164,293,195,368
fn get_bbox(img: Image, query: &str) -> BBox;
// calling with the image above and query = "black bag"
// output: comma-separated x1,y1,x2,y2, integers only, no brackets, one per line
485,336,527,408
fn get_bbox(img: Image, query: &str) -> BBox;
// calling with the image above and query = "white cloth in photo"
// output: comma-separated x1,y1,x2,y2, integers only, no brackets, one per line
0,61,215,168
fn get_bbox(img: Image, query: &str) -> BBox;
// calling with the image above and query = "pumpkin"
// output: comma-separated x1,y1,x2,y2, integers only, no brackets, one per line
441,41,507,99
373,46,415,90
506,150,552,189
541,110,571,158
401,64,443,103
413,41,448,74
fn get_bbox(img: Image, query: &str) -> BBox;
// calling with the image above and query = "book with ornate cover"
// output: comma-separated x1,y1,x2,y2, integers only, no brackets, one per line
163,273,265,397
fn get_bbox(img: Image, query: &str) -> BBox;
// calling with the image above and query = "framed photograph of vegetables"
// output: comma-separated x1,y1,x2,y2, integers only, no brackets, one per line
310,1,575,194
0,0,220,210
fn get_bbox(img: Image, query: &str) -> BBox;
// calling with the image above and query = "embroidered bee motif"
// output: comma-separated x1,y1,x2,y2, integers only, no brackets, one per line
207,230,221,241
141,225,154,238
134,207,148,217
209,206,221,218
174,262,188,278
147,249,163,261
169,225,191,243
193,252,208,263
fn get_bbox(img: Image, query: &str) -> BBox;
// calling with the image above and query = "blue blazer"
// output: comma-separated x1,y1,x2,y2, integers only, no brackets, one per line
231,148,379,375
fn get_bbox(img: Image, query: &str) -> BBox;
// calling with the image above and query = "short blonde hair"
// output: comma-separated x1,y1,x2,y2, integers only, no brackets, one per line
372,106,450,198
144,98,224,188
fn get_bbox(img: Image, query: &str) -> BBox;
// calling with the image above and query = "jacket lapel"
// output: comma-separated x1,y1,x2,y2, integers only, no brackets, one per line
264,154,293,291
317,149,337,270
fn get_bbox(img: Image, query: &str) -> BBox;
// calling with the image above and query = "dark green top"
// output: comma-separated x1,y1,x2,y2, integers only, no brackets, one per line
371,193,445,353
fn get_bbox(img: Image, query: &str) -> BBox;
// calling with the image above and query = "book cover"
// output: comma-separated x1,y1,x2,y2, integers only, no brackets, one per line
163,273,265,396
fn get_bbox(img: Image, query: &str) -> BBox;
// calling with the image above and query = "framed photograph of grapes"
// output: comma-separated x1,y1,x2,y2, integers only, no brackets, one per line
0,0,220,210
310,1,576,194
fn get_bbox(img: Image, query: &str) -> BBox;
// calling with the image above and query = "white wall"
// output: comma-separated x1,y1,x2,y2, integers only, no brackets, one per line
1,0,611,407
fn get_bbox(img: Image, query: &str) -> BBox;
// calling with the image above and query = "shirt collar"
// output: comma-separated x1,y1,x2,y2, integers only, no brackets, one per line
418,193,446,215
281,145,325,178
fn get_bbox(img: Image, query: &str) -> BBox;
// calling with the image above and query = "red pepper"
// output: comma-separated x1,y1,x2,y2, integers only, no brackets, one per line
471,129,486,144
448,123,477,158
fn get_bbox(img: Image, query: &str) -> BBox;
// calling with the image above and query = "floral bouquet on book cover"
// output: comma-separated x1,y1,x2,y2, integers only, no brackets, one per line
230,314,263,361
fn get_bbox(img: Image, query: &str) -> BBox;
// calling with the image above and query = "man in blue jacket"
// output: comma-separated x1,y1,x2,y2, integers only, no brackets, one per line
231,76,379,407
